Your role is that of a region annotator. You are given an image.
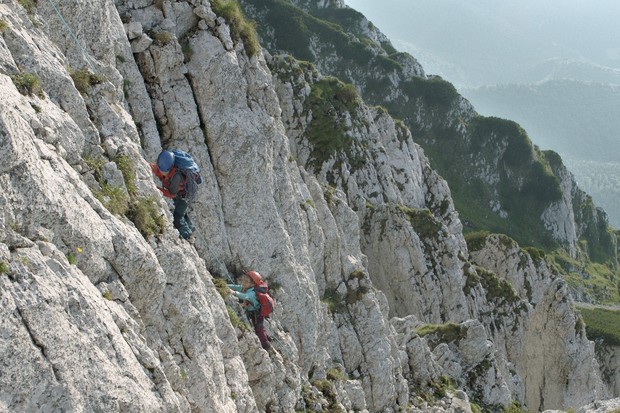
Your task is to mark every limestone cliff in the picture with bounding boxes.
[240,0,618,264]
[0,1,614,412]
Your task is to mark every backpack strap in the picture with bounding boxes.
[178,168,200,202]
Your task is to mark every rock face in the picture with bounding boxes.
[0,1,611,412]
[241,0,618,265]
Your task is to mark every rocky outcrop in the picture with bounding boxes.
[241,0,618,264]
[0,1,612,412]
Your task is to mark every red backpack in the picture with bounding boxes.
[255,283,275,318]
[247,271,275,318]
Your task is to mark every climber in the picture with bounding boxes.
[228,270,272,350]
[151,149,202,240]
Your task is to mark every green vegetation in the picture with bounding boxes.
[70,68,105,94]
[86,155,164,238]
[18,0,37,14]
[0,19,9,33]
[0,261,8,274]
[322,288,345,313]
[11,72,44,98]
[326,367,347,381]
[523,246,545,265]
[502,401,528,413]
[345,285,368,306]
[444,118,564,251]
[66,252,77,266]
[94,184,130,216]
[84,156,106,180]
[152,30,175,45]
[127,197,166,237]
[304,77,359,168]
[179,367,188,381]
[398,205,442,239]
[214,278,230,300]
[549,249,620,304]
[311,379,343,412]
[349,268,365,280]
[416,322,466,347]
[228,308,250,331]
[470,402,482,413]
[102,290,112,300]
[248,0,376,65]
[402,76,459,111]
[465,231,491,252]
[476,266,520,304]
[430,376,455,398]
[115,154,137,196]
[211,0,260,57]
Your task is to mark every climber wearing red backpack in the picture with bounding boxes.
[228,270,274,350]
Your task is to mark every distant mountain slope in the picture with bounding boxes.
[462,80,620,163]
[344,0,620,86]
[564,159,620,228]
[462,79,620,227]
[240,0,618,262]
[522,58,620,85]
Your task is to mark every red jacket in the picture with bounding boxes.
[151,163,186,199]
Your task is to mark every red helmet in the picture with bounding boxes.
[246,270,263,284]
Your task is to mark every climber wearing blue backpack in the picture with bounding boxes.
[151,149,203,240]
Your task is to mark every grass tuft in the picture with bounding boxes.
[70,68,105,94]
[577,306,620,346]
[127,197,165,238]
[211,0,260,57]
[11,72,44,98]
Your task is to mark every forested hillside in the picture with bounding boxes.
[463,79,620,227]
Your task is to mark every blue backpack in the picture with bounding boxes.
[171,149,202,200]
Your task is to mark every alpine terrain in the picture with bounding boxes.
[0,0,619,412]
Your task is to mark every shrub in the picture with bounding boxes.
[228,308,249,331]
[66,252,77,266]
[211,0,260,57]
[18,0,37,14]
[70,68,105,94]
[577,306,620,346]
[115,154,137,196]
[402,76,458,111]
[152,30,175,45]
[416,323,466,346]
[322,288,345,313]
[477,266,519,304]
[464,231,490,252]
[523,246,545,264]
[94,184,129,216]
[304,77,360,167]
[84,156,106,182]
[502,401,528,413]
[102,290,112,300]
[0,261,8,274]
[213,278,230,300]
[11,72,44,98]
[0,19,9,33]
[127,196,165,237]
[349,269,364,280]
[326,367,347,381]
[398,205,443,239]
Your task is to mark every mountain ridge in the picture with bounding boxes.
[0,0,618,412]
